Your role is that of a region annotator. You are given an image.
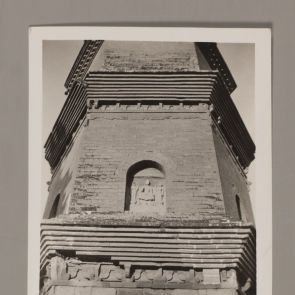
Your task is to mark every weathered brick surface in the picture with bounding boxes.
[49,287,237,295]
[67,111,225,218]
[212,125,254,223]
[205,290,237,295]
[171,290,206,295]
[116,289,205,295]
[53,286,75,295]
[43,124,86,218]
[117,289,142,295]
[91,288,116,295]
[143,290,170,295]
[90,41,203,72]
[44,111,254,223]
[50,286,116,295]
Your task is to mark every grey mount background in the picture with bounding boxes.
[0,0,293,294]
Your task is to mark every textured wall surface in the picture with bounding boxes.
[47,286,238,295]
[89,41,208,72]
[212,125,254,223]
[45,110,254,223]
[43,123,86,218]
[65,110,225,219]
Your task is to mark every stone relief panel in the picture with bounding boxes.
[41,256,239,292]
[128,167,166,214]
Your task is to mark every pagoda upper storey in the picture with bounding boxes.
[64,41,236,93]
[45,41,254,172]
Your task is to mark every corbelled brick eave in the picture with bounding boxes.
[64,40,104,92]
[197,42,237,93]
[45,71,255,172]
[40,217,255,284]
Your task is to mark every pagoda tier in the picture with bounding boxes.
[45,72,254,171]
[40,217,255,295]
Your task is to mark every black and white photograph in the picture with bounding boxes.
[28,27,271,295]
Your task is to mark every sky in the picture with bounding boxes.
[42,41,255,212]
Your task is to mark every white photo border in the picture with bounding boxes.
[29,26,272,295]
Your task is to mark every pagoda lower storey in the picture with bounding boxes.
[40,216,256,295]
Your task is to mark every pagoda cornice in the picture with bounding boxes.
[64,40,104,93]
[40,218,256,286]
[45,71,255,172]
[197,42,237,94]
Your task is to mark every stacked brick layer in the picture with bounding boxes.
[46,286,240,295]
[40,220,256,284]
[45,72,254,171]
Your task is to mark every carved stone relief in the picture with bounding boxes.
[43,256,238,290]
[129,167,166,214]
[98,264,124,282]
[130,179,166,213]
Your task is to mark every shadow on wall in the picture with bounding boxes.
[45,169,74,219]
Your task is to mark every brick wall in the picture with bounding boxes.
[68,110,225,219]
[212,124,254,223]
[90,41,201,72]
[43,123,86,218]
[46,286,238,295]
[45,110,254,222]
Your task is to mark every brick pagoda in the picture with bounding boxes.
[40,41,256,295]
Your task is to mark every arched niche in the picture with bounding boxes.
[125,160,166,214]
